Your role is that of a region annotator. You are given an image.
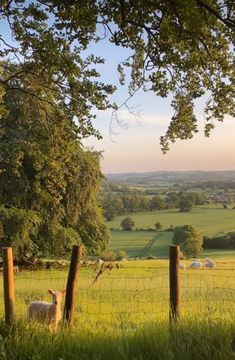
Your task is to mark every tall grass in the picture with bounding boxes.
[0,318,234,360]
[0,261,234,359]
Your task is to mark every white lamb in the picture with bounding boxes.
[179,263,186,270]
[27,289,66,331]
[189,261,202,269]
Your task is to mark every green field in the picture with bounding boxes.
[107,206,235,236]
[110,230,235,259]
[108,205,235,259]
[0,263,234,359]
[110,230,172,258]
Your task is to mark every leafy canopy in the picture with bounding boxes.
[0,72,109,259]
[121,217,135,231]
[172,224,203,257]
[0,1,234,150]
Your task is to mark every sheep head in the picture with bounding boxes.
[48,289,66,306]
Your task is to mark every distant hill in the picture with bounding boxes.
[106,170,235,184]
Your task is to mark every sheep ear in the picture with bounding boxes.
[48,289,54,295]
[61,288,66,296]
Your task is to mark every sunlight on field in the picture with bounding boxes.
[0,260,234,360]
[107,206,235,236]
[110,230,235,259]
[1,259,233,329]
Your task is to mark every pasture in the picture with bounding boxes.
[0,260,234,359]
[107,206,235,236]
[110,230,235,259]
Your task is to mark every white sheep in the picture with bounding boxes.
[179,263,186,270]
[189,261,202,269]
[27,289,66,331]
[205,259,216,268]
[96,258,104,265]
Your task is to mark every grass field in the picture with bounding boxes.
[110,230,235,259]
[110,231,172,258]
[107,206,235,236]
[0,261,234,359]
[107,205,235,260]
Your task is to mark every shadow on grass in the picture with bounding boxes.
[0,319,234,360]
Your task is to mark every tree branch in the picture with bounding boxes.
[196,0,235,29]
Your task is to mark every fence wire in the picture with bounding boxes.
[0,261,234,326]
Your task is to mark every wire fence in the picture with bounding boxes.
[1,259,234,327]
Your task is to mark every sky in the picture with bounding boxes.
[1,14,235,174]
[82,40,235,174]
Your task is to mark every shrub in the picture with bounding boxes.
[115,250,127,260]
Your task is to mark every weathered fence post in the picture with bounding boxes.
[2,247,15,326]
[169,245,181,323]
[63,245,83,326]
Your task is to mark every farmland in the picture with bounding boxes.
[107,206,235,236]
[110,230,235,259]
[107,205,235,259]
[0,260,234,359]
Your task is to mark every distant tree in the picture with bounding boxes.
[204,232,235,249]
[155,222,163,231]
[165,192,179,209]
[120,217,135,231]
[115,250,127,260]
[150,196,165,210]
[179,198,194,212]
[172,225,203,257]
[194,192,207,205]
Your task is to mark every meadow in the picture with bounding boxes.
[107,206,235,236]
[110,230,235,259]
[107,205,235,260]
[0,259,234,359]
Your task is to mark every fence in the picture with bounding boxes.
[1,246,235,328]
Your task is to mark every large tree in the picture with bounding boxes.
[0,1,234,150]
[0,71,109,259]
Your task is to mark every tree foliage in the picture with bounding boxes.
[204,232,235,249]
[172,224,203,257]
[120,217,135,231]
[0,74,109,259]
[179,198,194,212]
[0,1,234,150]
[101,186,206,219]
[0,206,41,260]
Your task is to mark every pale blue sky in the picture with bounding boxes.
[83,40,235,174]
[1,18,234,174]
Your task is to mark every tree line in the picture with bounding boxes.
[102,190,206,221]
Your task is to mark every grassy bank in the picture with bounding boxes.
[0,318,234,360]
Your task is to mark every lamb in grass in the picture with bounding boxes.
[27,289,66,331]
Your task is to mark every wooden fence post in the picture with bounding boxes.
[2,247,15,327]
[63,245,83,326]
[169,245,181,323]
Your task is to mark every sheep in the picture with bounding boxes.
[189,261,202,269]
[27,289,66,331]
[96,258,104,265]
[205,259,216,269]
[13,265,19,273]
[179,263,186,270]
